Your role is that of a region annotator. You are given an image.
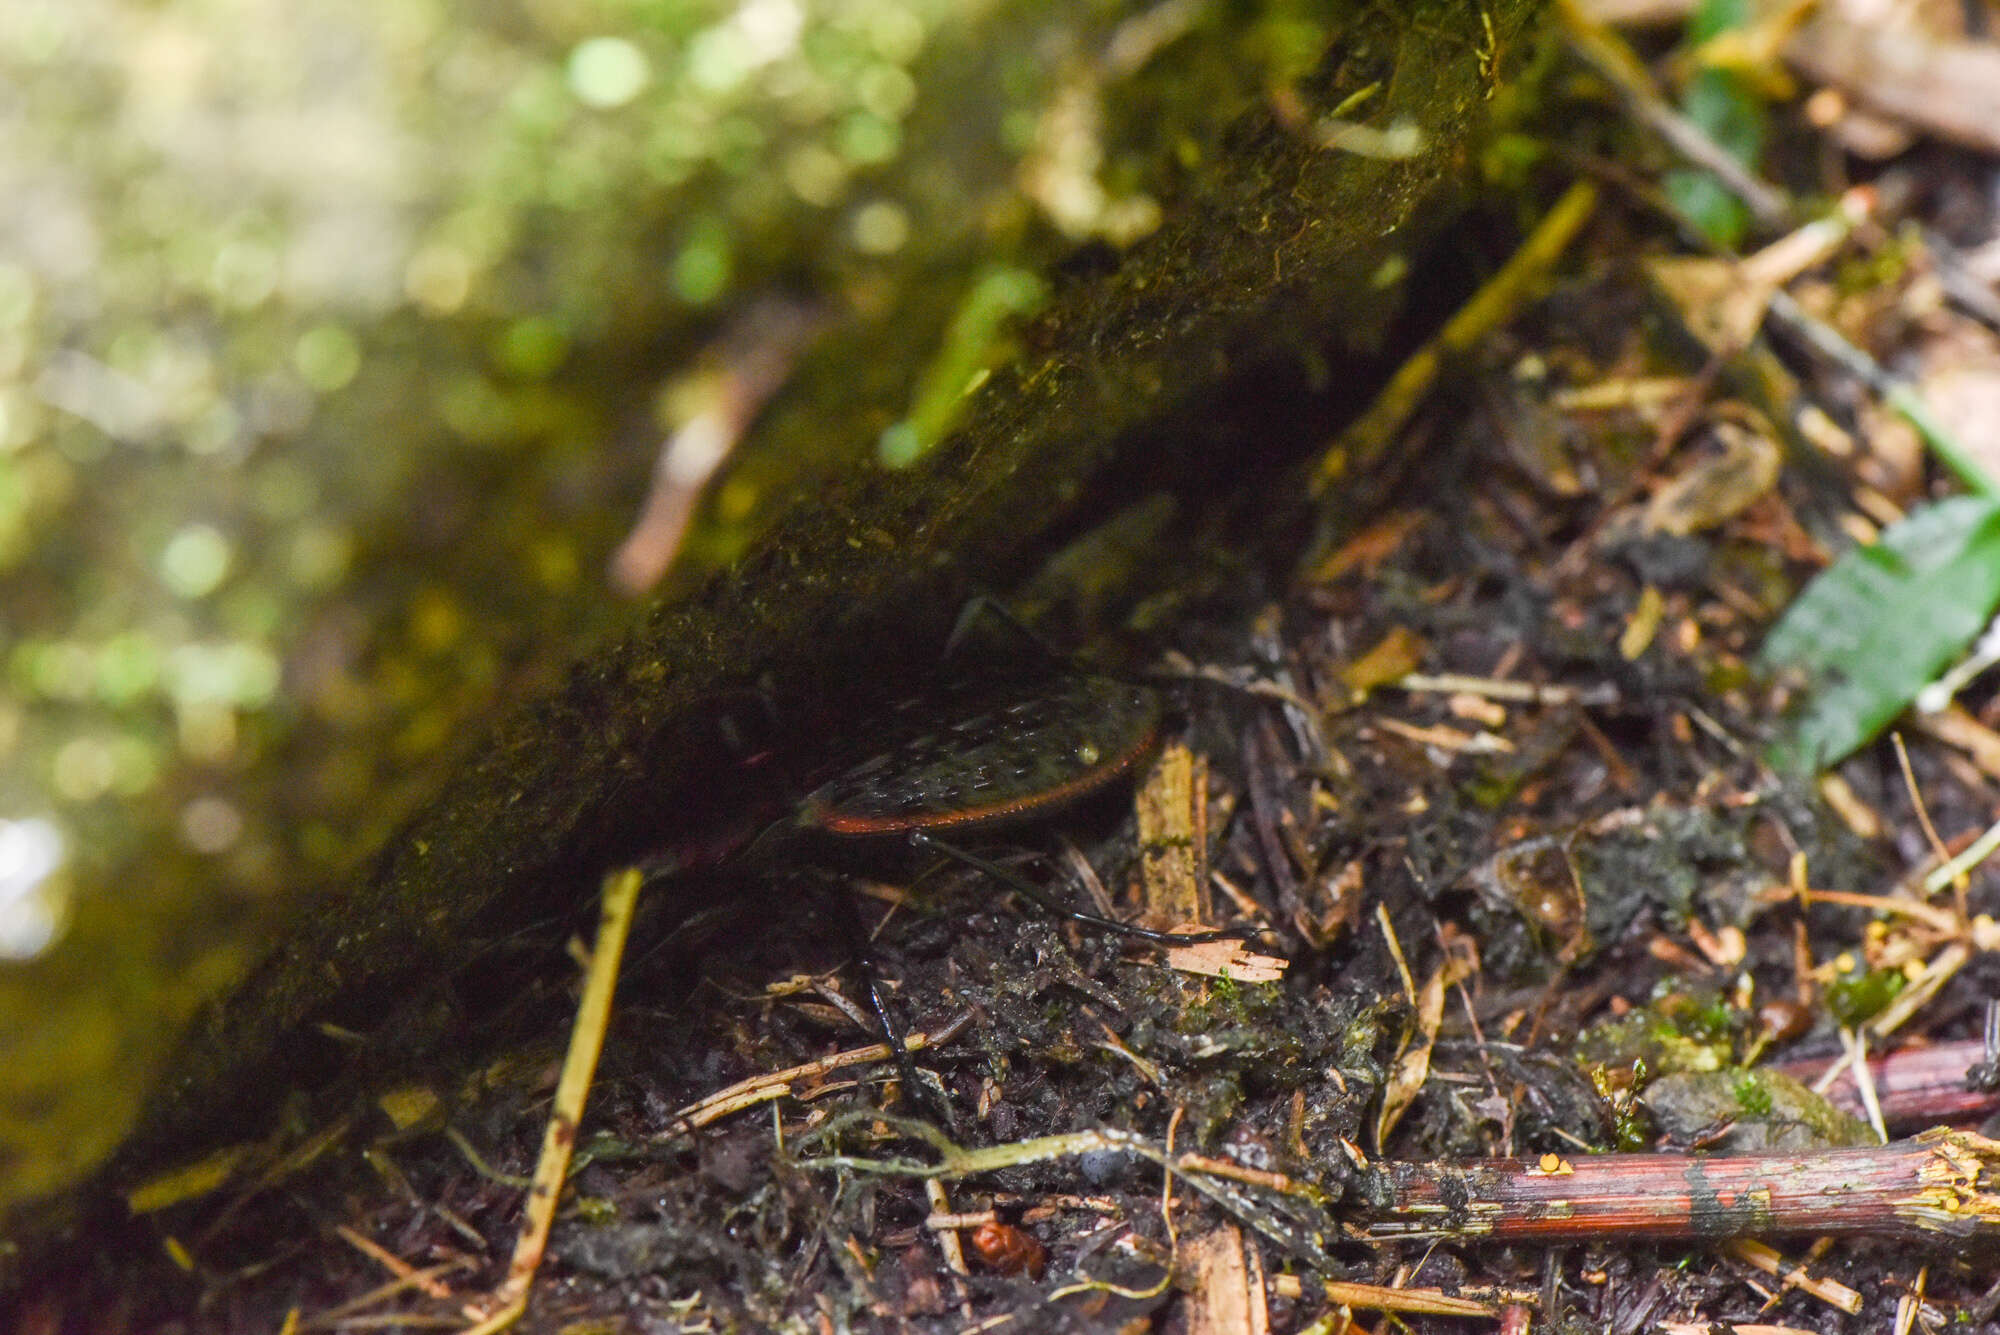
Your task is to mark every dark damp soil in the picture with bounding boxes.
[37,346,2000,1330]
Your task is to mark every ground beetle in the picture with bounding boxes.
[653,649,1256,1116]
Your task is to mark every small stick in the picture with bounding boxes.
[924,1177,974,1320]
[1135,740,1205,926]
[1723,1238,1861,1315]
[1891,733,1951,874]
[1840,1026,1890,1144]
[1773,1038,2000,1129]
[1554,0,1791,227]
[332,1224,454,1300]
[609,298,826,593]
[1267,1274,1534,1316]
[1763,287,2000,498]
[1925,812,2000,896]
[1354,1129,2000,1244]
[1911,703,2000,783]
[670,1011,974,1130]
[1867,942,1972,1042]
[299,1259,475,1330]
[1393,672,1618,708]
[459,867,643,1335]
[926,1180,970,1278]
[802,1119,2000,1262]
[1308,179,1600,500]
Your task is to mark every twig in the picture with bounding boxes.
[609,298,826,593]
[299,1259,475,1330]
[1657,1325,1815,1335]
[796,1116,2000,1300]
[1723,1238,1861,1315]
[459,867,643,1335]
[1867,942,1972,1042]
[1838,1025,1888,1145]
[332,1224,456,1301]
[1268,1273,1530,1317]
[668,1011,973,1130]
[1892,733,1951,873]
[791,1116,1336,1269]
[1308,180,1600,500]
[1762,288,2000,499]
[1393,672,1618,708]
[1921,227,2000,335]
[1556,0,1791,227]
[924,1177,974,1319]
[1916,614,2000,717]
[1925,813,2000,896]
[1354,1129,2000,1244]
[1774,1038,2000,1129]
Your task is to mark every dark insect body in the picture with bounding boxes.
[792,674,1164,840]
[650,663,1254,1122]
[743,668,1246,953]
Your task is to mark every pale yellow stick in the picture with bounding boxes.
[461,866,643,1335]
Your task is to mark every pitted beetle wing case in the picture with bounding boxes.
[799,677,1163,837]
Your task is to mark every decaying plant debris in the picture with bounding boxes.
[29,3,2000,1332]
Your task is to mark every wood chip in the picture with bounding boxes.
[1136,740,1206,926]
[1185,1226,1269,1335]
[1163,937,1288,983]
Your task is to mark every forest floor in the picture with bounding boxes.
[30,5,2000,1332]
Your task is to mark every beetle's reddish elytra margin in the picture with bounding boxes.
[793,674,1165,840]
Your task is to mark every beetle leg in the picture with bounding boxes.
[826,882,956,1128]
[907,829,1259,947]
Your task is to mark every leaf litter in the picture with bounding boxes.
[44,3,2000,1330]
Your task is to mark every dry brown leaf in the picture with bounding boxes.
[1339,625,1429,699]
[1642,421,1781,536]
[1788,13,2000,155]
[1375,960,1448,1150]
[1646,255,1775,355]
[1919,361,2000,494]
[1305,509,1425,583]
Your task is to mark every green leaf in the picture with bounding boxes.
[1663,0,1767,250]
[1760,496,2000,774]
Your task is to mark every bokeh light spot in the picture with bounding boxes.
[568,36,650,109]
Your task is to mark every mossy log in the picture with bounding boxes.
[3,0,1544,1243]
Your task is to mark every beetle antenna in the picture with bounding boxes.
[943,593,1065,668]
[906,829,1255,946]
